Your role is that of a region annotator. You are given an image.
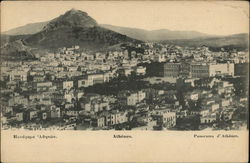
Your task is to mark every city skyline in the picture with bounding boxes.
[1,1,249,36]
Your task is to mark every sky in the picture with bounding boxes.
[1,1,249,35]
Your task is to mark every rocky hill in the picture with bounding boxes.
[24,9,139,50]
[1,9,140,60]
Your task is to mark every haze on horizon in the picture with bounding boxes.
[1,1,249,36]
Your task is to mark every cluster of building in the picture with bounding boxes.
[0,43,248,130]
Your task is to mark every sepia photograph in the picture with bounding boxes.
[0,1,249,162]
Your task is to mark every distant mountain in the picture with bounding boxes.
[1,9,139,60]
[161,33,249,50]
[2,22,48,35]
[100,24,214,41]
[23,9,139,50]
[3,20,213,41]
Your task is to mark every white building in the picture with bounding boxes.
[191,63,234,78]
[9,70,27,82]
[127,91,146,106]
[135,66,146,75]
[63,81,74,90]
